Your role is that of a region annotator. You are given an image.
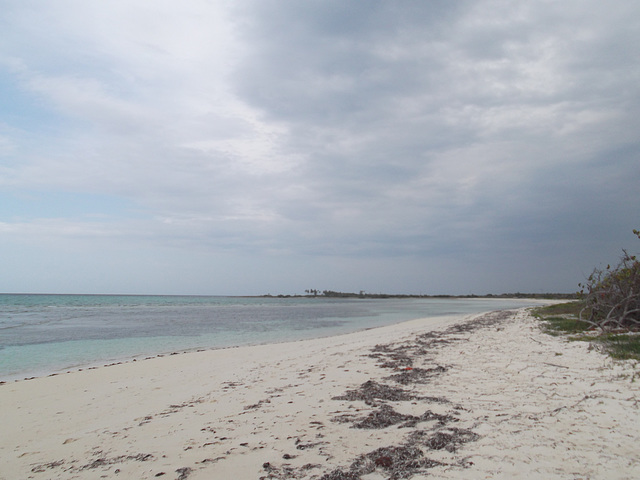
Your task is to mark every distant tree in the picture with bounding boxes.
[579,229,640,331]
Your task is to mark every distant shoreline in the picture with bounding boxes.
[261,291,578,300]
[1,291,577,299]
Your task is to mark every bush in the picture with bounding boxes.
[578,230,640,331]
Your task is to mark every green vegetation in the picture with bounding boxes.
[533,302,591,336]
[593,334,640,361]
[533,301,640,361]
[532,228,640,361]
[534,301,584,317]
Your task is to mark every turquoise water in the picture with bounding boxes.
[0,294,542,381]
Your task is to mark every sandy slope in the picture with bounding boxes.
[1,307,638,479]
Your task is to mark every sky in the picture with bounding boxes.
[0,0,639,295]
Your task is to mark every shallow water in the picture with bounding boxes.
[0,294,541,380]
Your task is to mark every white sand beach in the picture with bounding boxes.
[1,307,639,479]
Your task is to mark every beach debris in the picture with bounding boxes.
[314,426,478,479]
[260,462,300,479]
[385,365,448,385]
[318,469,361,479]
[355,404,418,429]
[295,437,323,450]
[30,460,65,473]
[197,457,226,465]
[332,404,415,429]
[409,428,480,452]
[319,445,442,480]
[244,398,271,410]
[332,380,416,405]
[138,415,153,426]
[175,466,192,479]
[334,404,459,430]
[160,399,203,416]
[306,313,504,479]
[361,404,416,429]
[450,310,515,333]
[221,381,243,390]
[259,425,475,480]
[80,453,154,470]
[369,344,415,369]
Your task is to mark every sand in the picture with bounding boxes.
[1,307,639,479]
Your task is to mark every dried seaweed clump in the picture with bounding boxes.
[447,310,514,334]
[267,424,480,480]
[317,427,479,480]
[320,445,441,480]
[346,405,458,430]
[409,428,480,452]
[80,453,154,470]
[351,404,418,429]
[385,365,447,385]
[332,380,416,405]
[369,344,415,369]
[317,469,361,480]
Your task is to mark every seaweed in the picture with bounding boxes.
[321,445,442,480]
[385,366,448,385]
[408,428,480,452]
[343,404,458,430]
[260,311,514,479]
[332,380,416,405]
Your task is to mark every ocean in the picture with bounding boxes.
[0,294,543,381]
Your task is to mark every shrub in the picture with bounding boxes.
[578,229,640,331]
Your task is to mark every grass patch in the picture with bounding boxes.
[532,301,583,318]
[542,316,591,335]
[533,301,640,361]
[593,334,640,361]
[532,302,590,336]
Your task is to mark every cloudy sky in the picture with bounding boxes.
[1,0,638,295]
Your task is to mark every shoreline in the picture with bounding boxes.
[2,306,638,479]
[0,313,465,385]
[1,298,553,384]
